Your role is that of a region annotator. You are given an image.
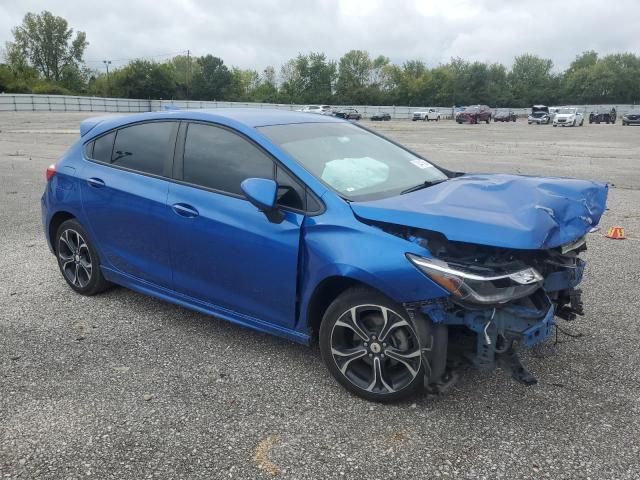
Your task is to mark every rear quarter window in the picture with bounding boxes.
[91,132,115,162]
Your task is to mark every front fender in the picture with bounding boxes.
[296,210,449,333]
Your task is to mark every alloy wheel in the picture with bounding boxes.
[330,304,422,395]
[58,229,92,288]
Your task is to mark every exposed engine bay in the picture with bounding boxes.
[377,222,589,389]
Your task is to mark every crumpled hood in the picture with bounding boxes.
[350,174,608,250]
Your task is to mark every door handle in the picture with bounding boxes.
[87,177,105,188]
[172,203,199,218]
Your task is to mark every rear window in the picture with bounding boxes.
[111,122,176,176]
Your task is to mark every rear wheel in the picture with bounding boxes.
[319,288,432,402]
[55,219,111,295]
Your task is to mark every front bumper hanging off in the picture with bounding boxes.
[410,257,586,386]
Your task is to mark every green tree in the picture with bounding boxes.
[191,55,232,100]
[113,60,176,99]
[6,11,87,82]
[336,50,373,103]
[508,54,555,106]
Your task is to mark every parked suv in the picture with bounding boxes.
[455,105,492,124]
[42,109,606,402]
[412,109,441,121]
[589,108,616,124]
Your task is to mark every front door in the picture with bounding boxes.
[167,122,306,328]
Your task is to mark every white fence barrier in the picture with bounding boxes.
[0,94,638,119]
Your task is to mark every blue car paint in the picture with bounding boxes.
[240,178,279,210]
[351,173,608,250]
[43,109,606,349]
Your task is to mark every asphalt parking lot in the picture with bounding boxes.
[1,112,639,479]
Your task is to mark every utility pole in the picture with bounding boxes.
[186,49,191,100]
[103,60,112,97]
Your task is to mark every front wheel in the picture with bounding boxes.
[319,288,432,402]
[55,219,111,295]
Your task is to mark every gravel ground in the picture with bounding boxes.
[1,112,639,479]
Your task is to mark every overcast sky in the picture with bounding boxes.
[1,0,639,73]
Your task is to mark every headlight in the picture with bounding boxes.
[406,254,543,305]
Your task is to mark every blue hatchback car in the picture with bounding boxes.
[42,109,607,401]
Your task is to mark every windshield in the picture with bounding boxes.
[259,122,448,201]
[557,108,576,114]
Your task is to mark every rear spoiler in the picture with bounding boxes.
[80,115,119,137]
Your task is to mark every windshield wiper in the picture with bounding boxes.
[400,179,448,195]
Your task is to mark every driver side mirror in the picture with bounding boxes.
[240,178,285,224]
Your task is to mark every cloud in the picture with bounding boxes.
[1,0,639,73]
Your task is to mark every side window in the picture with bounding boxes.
[111,122,176,176]
[275,166,305,210]
[92,132,115,162]
[183,123,274,195]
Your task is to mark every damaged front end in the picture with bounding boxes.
[399,229,589,387]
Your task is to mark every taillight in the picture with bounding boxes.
[46,164,56,182]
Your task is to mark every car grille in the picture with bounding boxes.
[558,119,566,123]
[628,115,638,120]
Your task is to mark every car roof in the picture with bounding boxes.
[81,108,344,138]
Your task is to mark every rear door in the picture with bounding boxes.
[166,122,309,328]
[80,121,178,287]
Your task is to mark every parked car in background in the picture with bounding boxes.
[553,108,584,127]
[412,109,441,121]
[494,108,517,122]
[455,105,492,124]
[622,111,640,126]
[42,108,607,402]
[589,108,616,124]
[370,112,391,121]
[528,105,551,125]
[298,105,332,115]
[334,108,362,120]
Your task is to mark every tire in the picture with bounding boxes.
[55,219,111,296]
[436,117,439,121]
[319,287,434,402]
[572,120,576,127]
[580,119,584,126]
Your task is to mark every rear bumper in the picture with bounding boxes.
[41,193,54,254]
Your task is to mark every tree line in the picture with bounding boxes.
[2,11,640,107]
